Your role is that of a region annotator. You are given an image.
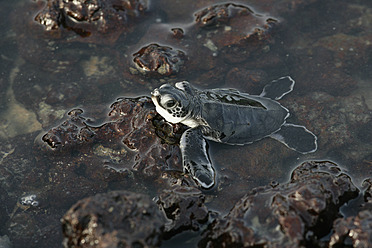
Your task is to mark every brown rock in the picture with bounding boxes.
[61,190,166,248]
[156,186,209,238]
[35,0,149,44]
[132,43,187,77]
[200,161,359,247]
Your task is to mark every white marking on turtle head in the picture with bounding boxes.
[175,81,189,91]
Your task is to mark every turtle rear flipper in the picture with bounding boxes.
[260,76,295,100]
[270,123,317,154]
[180,127,215,189]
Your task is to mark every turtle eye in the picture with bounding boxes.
[160,95,178,109]
[165,99,176,108]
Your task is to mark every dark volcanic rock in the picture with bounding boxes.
[364,178,372,202]
[61,190,166,248]
[156,186,209,239]
[329,210,372,248]
[35,0,149,44]
[42,109,96,149]
[133,43,187,77]
[131,2,279,87]
[41,97,191,189]
[199,161,359,247]
[193,3,278,64]
[329,178,372,248]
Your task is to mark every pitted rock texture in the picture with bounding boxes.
[133,43,187,77]
[193,3,278,63]
[156,186,209,238]
[329,178,372,248]
[61,190,165,248]
[35,0,149,44]
[329,211,372,248]
[42,97,190,187]
[199,161,359,247]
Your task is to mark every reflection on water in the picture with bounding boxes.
[0,0,371,247]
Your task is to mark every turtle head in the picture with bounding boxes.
[151,81,195,124]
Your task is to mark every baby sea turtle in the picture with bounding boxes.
[151,77,317,189]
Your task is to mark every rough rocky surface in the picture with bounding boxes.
[193,3,278,63]
[133,43,187,77]
[155,186,209,239]
[62,190,166,248]
[41,97,189,188]
[35,0,149,44]
[2,0,372,247]
[329,179,372,248]
[329,210,372,248]
[199,161,359,247]
[129,1,279,88]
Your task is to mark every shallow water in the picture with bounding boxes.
[0,0,371,247]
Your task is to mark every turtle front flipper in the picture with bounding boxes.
[180,127,215,189]
[260,76,295,100]
[270,123,317,154]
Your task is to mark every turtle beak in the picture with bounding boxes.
[151,88,160,96]
[151,89,160,104]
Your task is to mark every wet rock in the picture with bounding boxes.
[11,2,85,72]
[105,97,184,177]
[156,186,209,238]
[329,211,372,248]
[199,161,359,247]
[171,27,184,39]
[363,178,372,202]
[131,2,279,87]
[42,109,96,149]
[329,179,372,248]
[132,43,187,77]
[193,3,278,64]
[35,0,149,44]
[41,97,189,188]
[61,190,166,248]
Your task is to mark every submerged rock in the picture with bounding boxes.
[329,178,372,247]
[133,43,187,77]
[329,210,372,248]
[199,161,359,247]
[61,190,165,248]
[193,3,278,64]
[156,186,209,239]
[41,97,190,188]
[130,2,279,86]
[35,0,149,44]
